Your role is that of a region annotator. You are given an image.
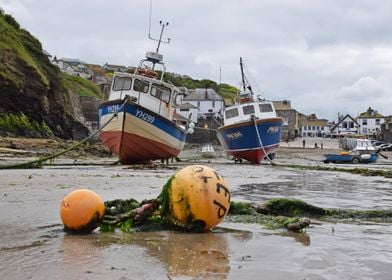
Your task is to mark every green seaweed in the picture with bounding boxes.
[157,175,174,216]
[274,163,392,178]
[228,201,256,215]
[98,197,392,234]
[263,198,326,217]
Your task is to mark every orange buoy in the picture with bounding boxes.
[161,165,231,232]
[60,189,105,234]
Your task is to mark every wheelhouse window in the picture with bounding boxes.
[259,103,273,112]
[113,76,132,91]
[225,108,239,119]
[151,83,171,103]
[242,105,255,115]
[133,79,149,93]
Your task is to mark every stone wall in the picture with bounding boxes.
[186,118,222,144]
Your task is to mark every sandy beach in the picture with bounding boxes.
[1,137,392,279]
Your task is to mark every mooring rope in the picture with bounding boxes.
[252,116,276,165]
[0,97,130,169]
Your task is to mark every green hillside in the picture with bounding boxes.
[62,73,103,98]
[164,72,239,101]
[0,8,89,139]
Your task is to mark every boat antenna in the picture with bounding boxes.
[239,57,253,94]
[148,0,170,53]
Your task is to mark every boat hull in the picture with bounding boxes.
[99,99,186,164]
[217,117,283,164]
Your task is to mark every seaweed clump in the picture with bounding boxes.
[256,198,326,217]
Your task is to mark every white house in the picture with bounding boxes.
[102,63,128,72]
[182,88,224,119]
[357,107,385,137]
[300,114,330,137]
[176,102,198,123]
[52,57,93,79]
[331,114,360,136]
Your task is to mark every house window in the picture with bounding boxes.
[113,76,132,91]
[342,122,347,129]
[197,101,200,108]
[350,122,354,128]
[180,109,189,112]
[376,119,380,125]
[212,101,215,108]
[225,108,239,119]
[242,105,255,115]
[362,119,367,126]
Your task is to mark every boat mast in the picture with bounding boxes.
[240,57,246,92]
[239,57,253,95]
[148,0,170,70]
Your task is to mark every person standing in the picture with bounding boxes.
[303,139,306,148]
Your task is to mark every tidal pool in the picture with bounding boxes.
[1,156,392,279]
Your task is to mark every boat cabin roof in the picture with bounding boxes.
[223,100,277,126]
[109,72,179,103]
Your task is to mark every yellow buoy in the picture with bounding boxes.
[160,165,231,232]
[60,189,105,234]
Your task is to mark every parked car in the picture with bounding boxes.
[381,143,392,151]
[371,140,384,146]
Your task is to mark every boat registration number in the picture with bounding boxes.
[267,126,280,134]
[107,105,121,113]
[226,131,243,140]
[135,109,155,124]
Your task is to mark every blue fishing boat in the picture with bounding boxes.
[217,58,283,164]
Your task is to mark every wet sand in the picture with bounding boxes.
[1,138,392,279]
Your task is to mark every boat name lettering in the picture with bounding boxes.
[136,109,155,123]
[226,131,243,140]
[107,105,121,113]
[267,126,280,134]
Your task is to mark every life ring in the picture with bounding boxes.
[240,97,251,103]
[136,68,147,75]
[145,70,158,78]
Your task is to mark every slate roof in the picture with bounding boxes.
[183,88,223,101]
[178,102,198,109]
[331,114,359,131]
[357,107,384,118]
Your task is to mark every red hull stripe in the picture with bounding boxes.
[227,144,279,164]
[100,130,180,164]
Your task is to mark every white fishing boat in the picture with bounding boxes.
[98,22,191,164]
[201,143,216,158]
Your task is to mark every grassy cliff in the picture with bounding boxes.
[0,9,88,139]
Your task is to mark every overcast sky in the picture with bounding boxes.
[2,0,392,121]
